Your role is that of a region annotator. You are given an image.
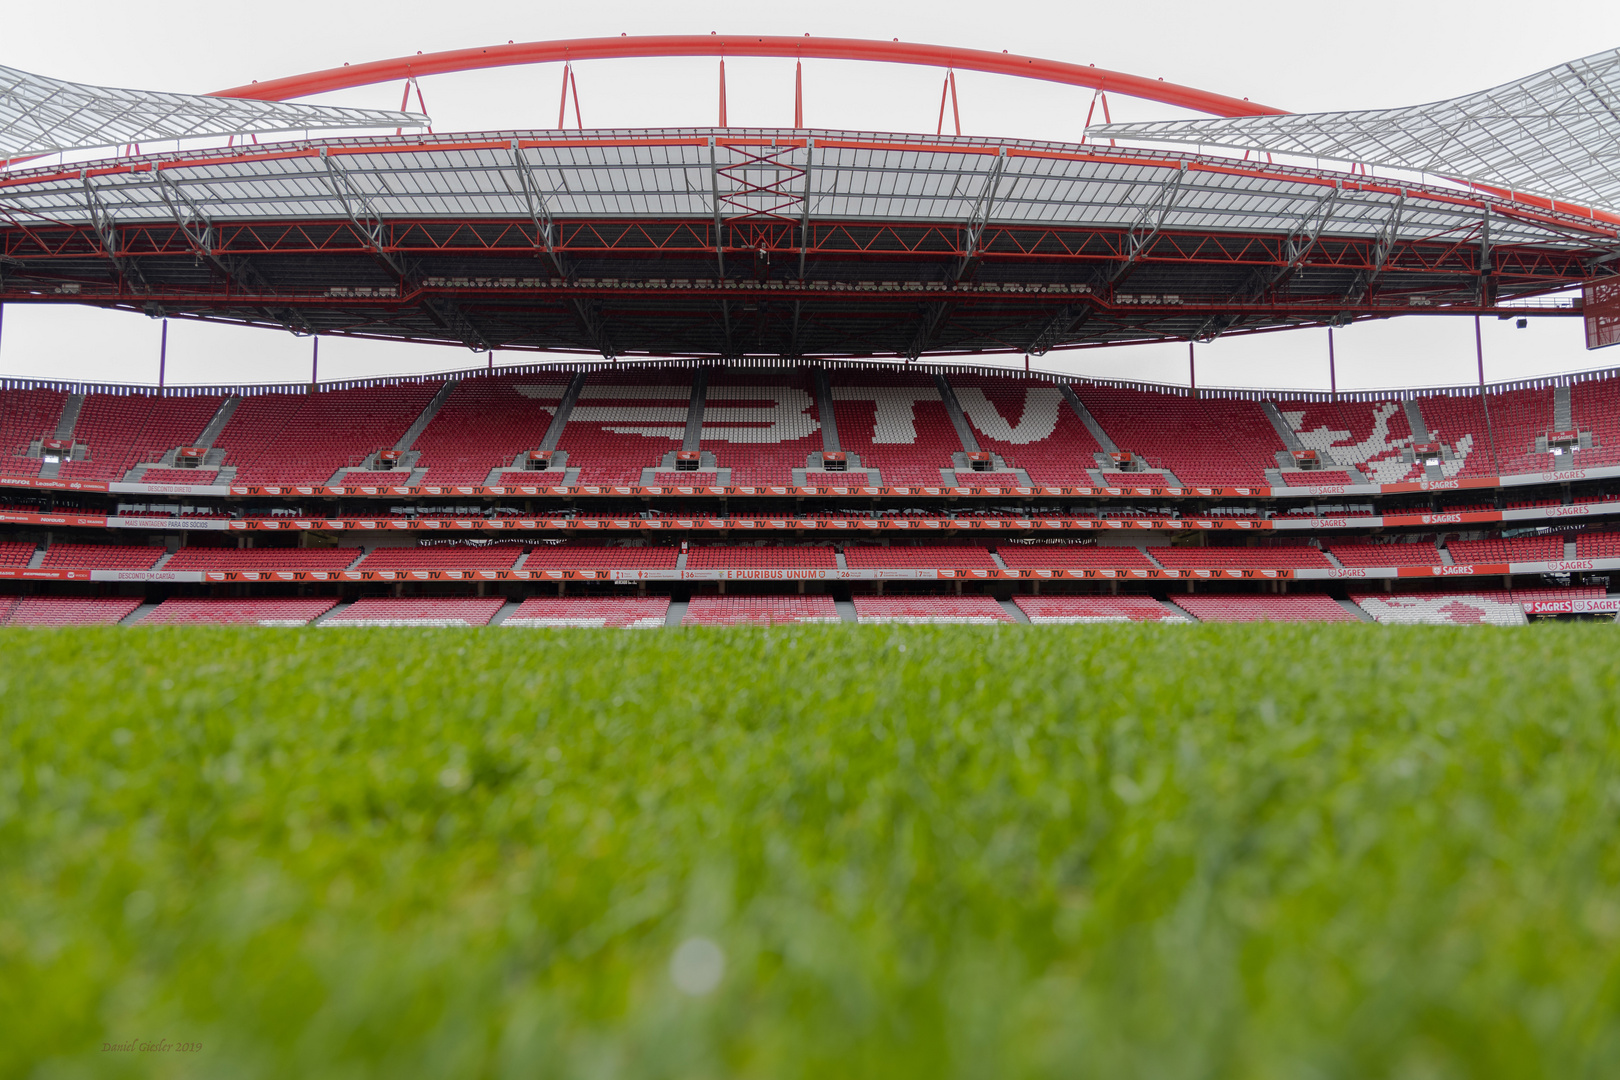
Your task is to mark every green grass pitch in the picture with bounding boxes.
[4,623,1620,1078]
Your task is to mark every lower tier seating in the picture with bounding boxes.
[853,596,1012,623]
[1173,595,1358,622]
[40,544,164,570]
[1327,543,1442,567]
[356,545,524,570]
[1153,546,1334,569]
[323,598,507,626]
[139,597,339,626]
[997,545,1157,569]
[1447,536,1564,563]
[165,548,360,571]
[842,545,999,569]
[682,595,840,625]
[503,597,670,628]
[1014,596,1186,622]
[3,596,143,626]
[1353,592,1527,626]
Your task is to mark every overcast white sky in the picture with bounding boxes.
[3,0,1617,391]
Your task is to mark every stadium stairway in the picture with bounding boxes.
[999,597,1031,623]
[1337,597,1375,622]
[664,599,688,626]
[120,601,160,625]
[835,598,857,624]
[1161,598,1195,621]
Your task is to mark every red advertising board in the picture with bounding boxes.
[1586,277,1620,350]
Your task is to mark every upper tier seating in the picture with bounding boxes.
[337,471,416,485]
[136,468,219,485]
[57,393,224,482]
[4,596,142,626]
[323,597,507,626]
[682,595,840,625]
[522,545,679,569]
[1489,387,1556,476]
[1276,399,1420,484]
[699,368,825,486]
[1078,387,1281,486]
[218,383,441,485]
[140,597,340,626]
[1174,595,1357,622]
[829,372,962,485]
[1411,394,1495,479]
[1151,546,1334,569]
[1282,471,1356,485]
[40,543,163,570]
[413,375,569,485]
[0,387,68,478]
[947,374,1100,484]
[1575,531,1620,559]
[853,596,1012,623]
[557,370,692,485]
[1014,596,1187,622]
[0,541,37,566]
[842,545,999,569]
[356,544,524,570]
[164,547,360,571]
[953,472,1024,487]
[684,545,837,569]
[1569,379,1620,468]
[1101,472,1170,487]
[653,472,720,486]
[1353,591,1526,626]
[1447,535,1563,564]
[997,544,1157,569]
[503,597,671,628]
[1327,543,1441,567]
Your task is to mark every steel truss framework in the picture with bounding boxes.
[0,129,1611,363]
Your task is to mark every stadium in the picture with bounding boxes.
[5,16,1620,1075]
[2,36,1618,627]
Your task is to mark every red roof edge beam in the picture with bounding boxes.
[214,35,1283,120]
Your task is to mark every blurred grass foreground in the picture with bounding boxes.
[3,623,1620,1078]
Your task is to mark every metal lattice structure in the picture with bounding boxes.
[0,64,426,163]
[1089,48,1620,213]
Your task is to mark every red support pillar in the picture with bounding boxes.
[1188,340,1196,398]
[158,318,167,389]
[718,58,728,127]
[794,60,803,127]
[1328,326,1337,400]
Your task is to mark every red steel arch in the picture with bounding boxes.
[214,34,1282,119]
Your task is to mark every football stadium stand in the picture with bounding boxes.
[1281,471,1356,485]
[1446,535,1564,563]
[1327,542,1442,567]
[163,547,359,571]
[1,387,68,477]
[1353,592,1527,626]
[56,393,224,482]
[997,545,1158,569]
[521,545,679,569]
[1490,387,1556,476]
[2,596,142,625]
[413,375,569,485]
[218,383,441,485]
[829,372,962,485]
[947,374,1101,485]
[1151,546,1334,569]
[1575,532,1620,558]
[136,468,220,485]
[699,369,825,486]
[953,472,1024,487]
[1014,596,1187,622]
[1410,393,1494,479]
[138,597,340,625]
[0,541,38,566]
[39,543,164,570]
[557,370,692,485]
[1570,379,1620,468]
[322,597,507,626]
[1174,595,1359,622]
[1277,399,1418,484]
[842,545,1000,569]
[355,544,524,570]
[852,596,1013,623]
[653,472,720,486]
[682,595,840,625]
[1078,386,1280,486]
[503,597,670,628]
[684,545,838,569]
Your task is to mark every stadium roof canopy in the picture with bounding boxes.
[0,64,426,164]
[1090,48,1620,214]
[0,37,1614,367]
